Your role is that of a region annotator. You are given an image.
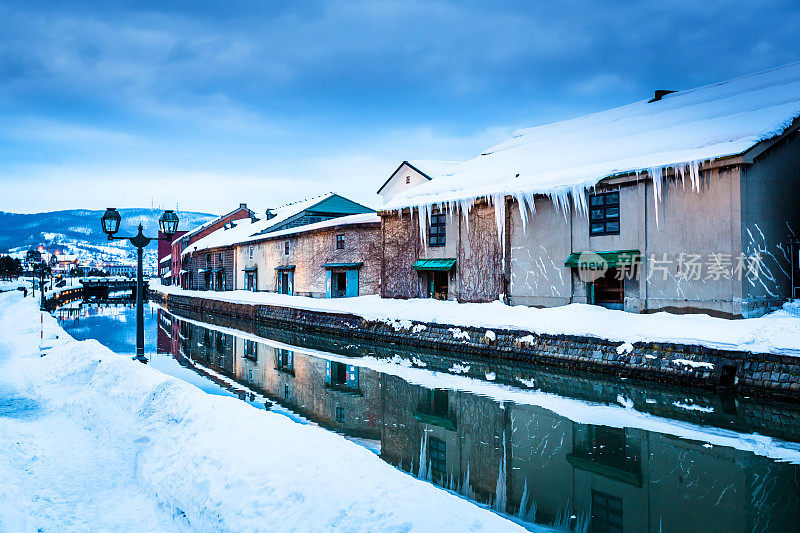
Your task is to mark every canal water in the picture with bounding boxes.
[56,300,800,532]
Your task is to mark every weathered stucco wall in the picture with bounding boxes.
[508,166,748,316]
[236,223,381,297]
[509,196,572,307]
[642,166,742,316]
[741,131,800,316]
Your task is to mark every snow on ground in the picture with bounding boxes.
[0,279,30,292]
[152,282,800,356]
[0,292,530,532]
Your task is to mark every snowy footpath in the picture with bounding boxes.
[0,292,530,532]
[153,283,800,356]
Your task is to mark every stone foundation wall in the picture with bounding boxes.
[150,290,800,400]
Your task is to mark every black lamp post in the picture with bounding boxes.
[101,208,179,362]
[33,261,48,310]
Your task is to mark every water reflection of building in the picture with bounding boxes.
[155,309,800,532]
[381,373,800,532]
[231,337,381,439]
[158,309,382,440]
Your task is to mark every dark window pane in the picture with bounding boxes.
[588,192,620,236]
[429,437,447,480]
[429,213,447,246]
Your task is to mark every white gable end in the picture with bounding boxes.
[379,163,430,204]
[378,160,461,204]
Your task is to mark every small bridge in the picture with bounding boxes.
[79,276,145,298]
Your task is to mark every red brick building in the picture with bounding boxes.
[171,204,255,288]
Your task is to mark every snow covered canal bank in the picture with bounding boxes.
[151,283,800,399]
[0,292,533,532]
[152,283,800,357]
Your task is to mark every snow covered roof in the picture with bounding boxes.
[258,192,337,233]
[384,62,800,210]
[182,217,267,257]
[177,204,254,243]
[240,212,380,244]
[405,160,462,179]
[183,194,377,256]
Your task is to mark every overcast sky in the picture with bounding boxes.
[1,1,799,215]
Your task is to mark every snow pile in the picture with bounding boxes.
[0,292,527,532]
[0,279,30,292]
[448,327,471,340]
[672,359,715,370]
[616,341,634,355]
[153,283,800,356]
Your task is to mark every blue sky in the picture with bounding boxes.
[1,0,799,214]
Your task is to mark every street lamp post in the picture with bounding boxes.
[100,208,179,362]
[39,264,47,310]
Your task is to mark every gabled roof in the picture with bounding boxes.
[182,216,266,257]
[178,204,255,242]
[384,61,800,210]
[183,194,376,255]
[241,212,380,244]
[376,160,461,195]
[253,193,373,235]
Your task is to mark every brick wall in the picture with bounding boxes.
[380,202,504,302]
[188,246,235,291]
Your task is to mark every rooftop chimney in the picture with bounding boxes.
[648,89,676,103]
[265,208,277,220]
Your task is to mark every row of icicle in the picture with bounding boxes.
[396,161,704,252]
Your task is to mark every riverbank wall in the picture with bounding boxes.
[149,289,800,401]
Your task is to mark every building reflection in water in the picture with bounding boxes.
[152,307,800,532]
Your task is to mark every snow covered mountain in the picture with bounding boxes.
[0,208,217,271]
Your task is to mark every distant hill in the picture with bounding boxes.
[0,208,217,271]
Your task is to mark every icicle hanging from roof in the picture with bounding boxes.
[491,192,506,257]
[649,166,665,229]
[416,205,427,251]
[688,160,701,192]
[514,192,529,233]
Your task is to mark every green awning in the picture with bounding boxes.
[412,258,456,271]
[274,265,296,271]
[243,266,258,272]
[564,249,640,268]
[322,262,363,269]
